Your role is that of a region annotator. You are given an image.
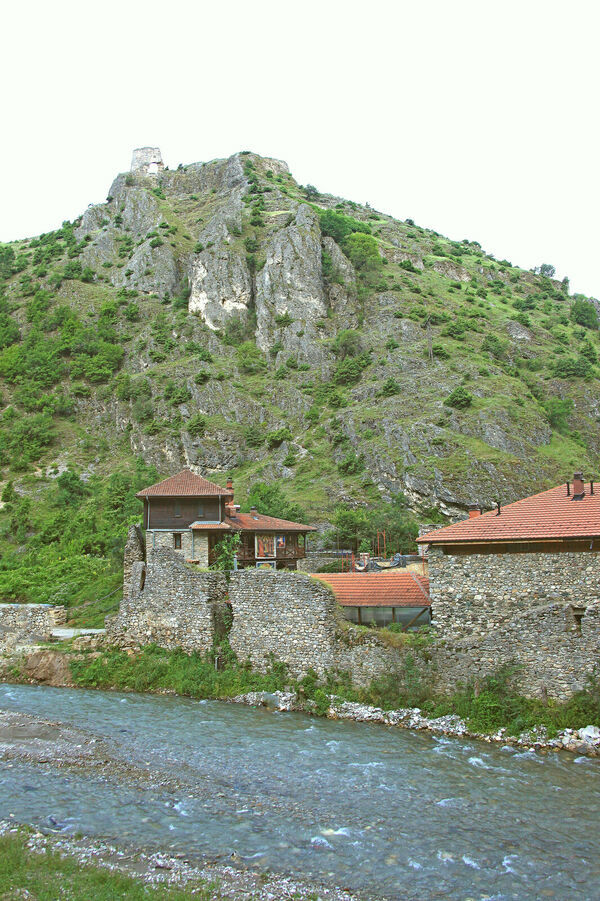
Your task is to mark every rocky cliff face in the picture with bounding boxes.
[2,150,600,521]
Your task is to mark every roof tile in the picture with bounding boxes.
[313,572,430,607]
[418,482,600,544]
[136,469,233,498]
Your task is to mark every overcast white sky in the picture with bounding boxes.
[2,0,598,296]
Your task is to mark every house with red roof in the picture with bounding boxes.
[136,469,315,569]
[417,472,600,638]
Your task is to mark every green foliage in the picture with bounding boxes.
[552,355,593,379]
[245,481,305,522]
[266,426,292,448]
[236,341,267,374]
[380,377,400,396]
[338,453,365,475]
[0,312,19,349]
[210,533,240,570]
[543,397,573,433]
[481,334,508,359]
[332,328,362,359]
[570,298,598,330]
[329,494,418,554]
[223,312,255,346]
[344,233,382,271]
[274,311,294,326]
[186,413,207,437]
[318,209,371,244]
[332,355,368,386]
[444,386,473,409]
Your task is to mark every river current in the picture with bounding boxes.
[1,683,599,899]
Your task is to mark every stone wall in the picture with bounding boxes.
[433,600,600,700]
[428,545,600,639]
[145,530,208,565]
[123,525,146,600]
[228,571,338,676]
[107,548,227,652]
[0,604,65,651]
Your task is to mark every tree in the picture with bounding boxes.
[245,481,305,523]
[344,233,381,271]
[444,386,473,409]
[332,329,362,359]
[570,298,598,330]
[539,263,556,278]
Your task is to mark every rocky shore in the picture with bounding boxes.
[2,647,599,758]
[231,690,600,758]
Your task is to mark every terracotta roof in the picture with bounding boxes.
[418,482,600,545]
[312,572,430,607]
[136,470,233,498]
[224,512,316,532]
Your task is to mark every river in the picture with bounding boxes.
[1,683,599,899]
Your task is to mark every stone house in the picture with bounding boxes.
[417,472,600,639]
[137,469,316,569]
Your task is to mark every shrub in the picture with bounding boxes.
[552,355,593,379]
[332,328,362,359]
[380,377,400,396]
[150,237,163,249]
[194,370,211,385]
[431,342,449,360]
[244,423,265,447]
[266,426,292,448]
[275,312,294,327]
[571,298,598,330]
[319,209,371,244]
[186,413,207,437]
[236,341,267,374]
[344,233,382,271]
[385,337,400,351]
[332,356,367,385]
[481,334,508,359]
[338,453,365,475]
[543,397,573,433]
[444,386,473,409]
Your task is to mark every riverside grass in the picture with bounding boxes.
[0,832,215,901]
[67,644,600,737]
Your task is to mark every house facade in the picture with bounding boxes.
[417,472,600,639]
[137,469,315,569]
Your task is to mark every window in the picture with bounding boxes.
[173,533,182,549]
[174,502,182,518]
[197,503,204,519]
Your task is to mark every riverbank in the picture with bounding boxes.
[2,643,600,757]
[0,708,357,901]
[0,823,356,900]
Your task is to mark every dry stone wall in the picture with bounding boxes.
[428,546,600,639]
[434,600,600,700]
[107,548,227,653]
[0,604,65,651]
[228,571,338,676]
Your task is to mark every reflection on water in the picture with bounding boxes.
[1,683,599,899]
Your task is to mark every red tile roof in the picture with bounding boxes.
[136,470,233,498]
[418,482,600,545]
[312,572,430,607]
[224,512,316,532]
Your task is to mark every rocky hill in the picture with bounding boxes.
[0,149,599,618]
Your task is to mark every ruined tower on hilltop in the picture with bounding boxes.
[130,146,164,176]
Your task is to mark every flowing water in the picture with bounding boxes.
[1,683,599,899]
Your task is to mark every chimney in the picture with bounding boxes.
[226,477,234,499]
[467,504,481,519]
[250,505,259,520]
[572,472,585,500]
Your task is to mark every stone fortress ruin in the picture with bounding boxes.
[130,147,164,176]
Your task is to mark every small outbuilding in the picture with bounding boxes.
[312,572,430,629]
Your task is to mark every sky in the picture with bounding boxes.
[2,0,599,297]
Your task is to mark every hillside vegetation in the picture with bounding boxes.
[0,151,598,623]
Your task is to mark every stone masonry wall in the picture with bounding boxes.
[433,601,600,700]
[107,548,227,652]
[0,603,66,651]
[145,530,208,565]
[429,546,600,639]
[123,525,145,600]
[228,572,338,677]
